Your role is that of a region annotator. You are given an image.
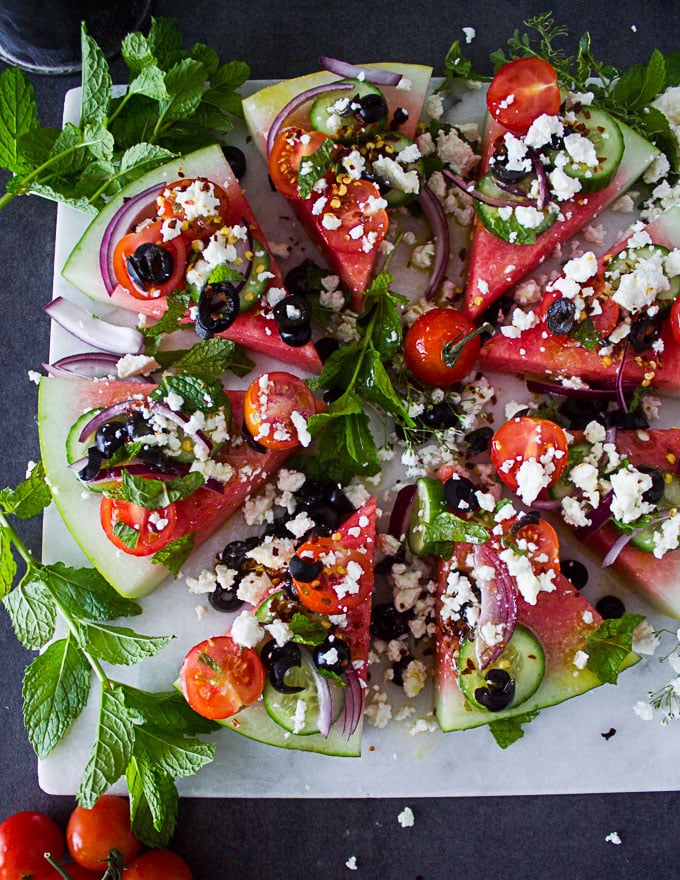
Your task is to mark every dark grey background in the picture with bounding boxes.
[1,1,679,877]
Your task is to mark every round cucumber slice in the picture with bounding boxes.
[239,238,271,312]
[457,624,545,712]
[263,648,344,736]
[65,408,103,465]
[310,79,387,142]
[475,172,557,245]
[407,477,450,557]
[605,243,680,305]
[555,107,624,194]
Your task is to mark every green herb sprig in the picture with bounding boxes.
[0,463,218,846]
[0,16,249,213]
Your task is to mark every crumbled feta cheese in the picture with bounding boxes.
[230,610,264,648]
[397,806,415,828]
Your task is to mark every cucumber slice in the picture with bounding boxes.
[605,243,680,305]
[65,408,102,465]
[457,624,545,712]
[407,477,450,557]
[547,442,592,500]
[263,648,344,735]
[475,172,557,245]
[309,79,387,141]
[556,107,624,194]
[662,473,680,508]
[238,238,270,312]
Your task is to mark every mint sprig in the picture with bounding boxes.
[0,467,217,846]
[586,612,645,685]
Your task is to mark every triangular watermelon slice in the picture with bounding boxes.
[464,115,660,321]
[242,63,432,310]
[219,496,377,756]
[479,206,680,393]
[38,376,323,598]
[61,145,322,373]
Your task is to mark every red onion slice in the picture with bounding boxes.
[417,186,449,300]
[43,352,121,379]
[313,668,335,738]
[99,184,160,295]
[441,168,535,209]
[340,666,365,740]
[266,82,354,157]
[388,484,417,539]
[574,489,614,541]
[472,543,518,670]
[45,297,144,355]
[319,57,404,87]
[529,150,550,210]
[526,378,638,399]
[615,340,630,414]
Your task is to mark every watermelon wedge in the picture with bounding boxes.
[61,145,322,373]
[219,497,377,756]
[479,206,680,394]
[38,376,323,598]
[242,63,432,310]
[464,115,659,321]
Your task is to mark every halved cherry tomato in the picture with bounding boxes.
[291,534,371,614]
[490,416,569,497]
[495,516,561,578]
[112,221,187,300]
[669,297,680,345]
[404,308,481,386]
[180,635,266,720]
[486,57,561,135]
[66,796,141,871]
[243,371,317,450]
[268,126,334,200]
[319,178,389,254]
[156,178,231,240]
[100,496,177,556]
[0,811,64,880]
[123,849,193,880]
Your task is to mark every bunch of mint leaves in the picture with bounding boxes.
[0,16,249,214]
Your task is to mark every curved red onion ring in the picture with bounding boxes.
[44,297,144,355]
[312,664,335,738]
[266,81,354,157]
[615,340,630,414]
[574,489,614,541]
[472,543,518,670]
[341,666,365,740]
[530,497,563,511]
[417,186,449,300]
[99,184,160,295]
[319,57,404,86]
[529,150,550,210]
[441,168,535,209]
[526,378,638,399]
[43,352,122,379]
[388,483,417,539]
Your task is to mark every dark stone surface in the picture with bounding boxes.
[2,2,680,877]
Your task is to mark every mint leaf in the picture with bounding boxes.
[119,142,175,176]
[488,710,540,748]
[147,16,184,70]
[3,573,55,648]
[149,372,229,413]
[80,26,113,126]
[41,561,141,622]
[585,612,645,685]
[113,519,141,550]
[141,290,192,345]
[121,31,156,74]
[171,337,242,381]
[421,511,490,558]
[298,138,335,199]
[132,725,214,779]
[128,65,169,102]
[359,349,412,423]
[83,623,173,666]
[0,461,52,519]
[289,612,329,646]
[152,531,196,577]
[612,49,666,113]
[78,684,135,806]
[0,66,38,174]
[0,529,16,598]
[158,58,207,127]
[126,756,178,848]
[22,634,91,758]
[121,685,220,735]
[109,470,205,510]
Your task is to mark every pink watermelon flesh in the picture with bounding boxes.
[464,116,659,321]
[479,207,680,392]
[434,552,629,733]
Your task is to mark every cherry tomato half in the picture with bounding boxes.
[291,534,372,614]
[495,516,561,579]
[0,811,64,880]
[100,496,177,556]
[669,297,680,346]
[66,796,141,871]
[268,126,334,200]
[319,178,389,255]
[403,308,481,386]
[155,178,231,240]
[490,416,569,500]
[243,371,317,450]
[180,635,266,720]
[123,849,193,880]
[113,221,187,300]
[486,57,561,135]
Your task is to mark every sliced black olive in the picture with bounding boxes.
[545,297,576,335]
[208,582,243,613]
[489,140,531,184]
[391,654,413,687]
[315,336,340,363]
[560,558,589,590]
[293,478,337,511]
[279,325,313,347]
[241,422,268,454]
[629,314,661,353]
[353,92,388,125]
[127,242,175,288]
[328,484,354,517]
[313,636,351,674]
[94,420,127,458]
[285,259,321,297]
[638,465,665,505]
[322,386,344,405]
[389,107,409,130]
[474,667,515,711]
[596,595,626,619]
[464,426,494,455]
[220,536,261,569]
[606,407,649,430]
[195,281,240,340]
[443,475,480,514]
[418,401,459,430]
[125,411,153,440]
[274,294,312,331]
[511,510,541,534]
[558,396,606,430]
[222,144,247,179]
[370,603,410,640]
[78,446,104,481]
[289,553,324,583]
[261,640,304,694]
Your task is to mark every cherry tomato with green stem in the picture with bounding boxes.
[66,796,141,871]
[403,308,488,386]
[0,811,64,880]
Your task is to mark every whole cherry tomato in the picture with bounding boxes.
[0,811,64,880]
[486,57,561,134]
[123,849,193,880]
[403,308,483,386]
[62,864,102,880]
[66,796,141,871]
